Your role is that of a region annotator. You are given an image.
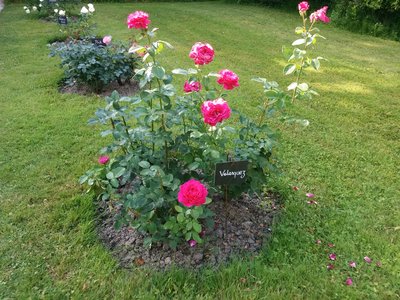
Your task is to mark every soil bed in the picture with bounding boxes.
[60,80,139,97]
[97,193,281,270]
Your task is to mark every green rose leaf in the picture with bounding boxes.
[284,64,296,75]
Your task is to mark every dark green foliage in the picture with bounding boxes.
[331,0,400,40]
[49,40,138,92]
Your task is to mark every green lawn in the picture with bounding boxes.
[1,2,399,298]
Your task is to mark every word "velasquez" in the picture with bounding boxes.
[219,169,246,179]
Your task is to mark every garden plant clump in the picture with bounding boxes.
[80,2,329,264]
[49,39,138,93]
[49,3,139,93]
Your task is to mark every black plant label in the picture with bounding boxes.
[58,16,67,25]
[214,160,248,186]
[92,38,106,47]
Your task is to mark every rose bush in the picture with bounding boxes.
[81,3,328,248]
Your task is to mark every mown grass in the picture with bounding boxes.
[1,2,399,298]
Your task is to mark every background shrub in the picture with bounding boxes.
[49,40,138,92]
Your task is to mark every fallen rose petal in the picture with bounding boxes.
[316,239,322,245]
[329,253,336,261]
[345,277,353,286]
[349,261,356,268]
[307,200,318,205]
[376,261,382,267]
[293,186,299,191]
[327,263,334,270]
[306,193,315,198]
[328,243,335,248]
[188,239,197,247]
[364,256,372,263]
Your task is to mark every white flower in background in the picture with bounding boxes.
[80,6,88,14]
[87,3,95,13]
[40,0,44,2]
[54,8,58,13]
[23,5,27,9]
[59,10,65,16]
[32,6,37,11]
[39,4,42,7]
[25,9,30,13]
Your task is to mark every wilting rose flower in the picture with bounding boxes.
[98,156,110,165]
[217,69,239,90]
[349,261,356,268]
[298,1,309,13]
[178,179,208,207]
[310,6,330,23]
[307,200,318,205]
[127,11,150,30]
[188,240,197,247]
[201,98,231,126]
[327,264,334,270]
[189,42,214,65]
[364,256,372,263]
[183,80,201,93]
[103,35,112,45]
[87,3,95,13]
[329,253,336,261]
[80,6,89,14]
[345,277,353,286]
[293,186,299,191]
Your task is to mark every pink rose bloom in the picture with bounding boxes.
[102,35,112,45]
[178,179,208,207]
[201,98,231,126]
[127,11,150,29]
[329,253,336,261]
[310,6,330,23]
[349,261,356,268]
[189,42,214,65]
[298,1,309,13]
[98,155,110,164]
[326,263,334,270]
[183,80,202,93]
[217,69,239,90]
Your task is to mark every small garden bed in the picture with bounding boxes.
[98,192,281,269]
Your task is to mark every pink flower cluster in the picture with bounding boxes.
[178,179,208,207]
[183,80,201,93]
[201,98,231,126]
[310,6,330,23]
[189,42,214,65]
[127,11,151,30]
[217,69,239,90]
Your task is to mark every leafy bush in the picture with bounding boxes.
[80,6,328,248]
[49,39,138,92]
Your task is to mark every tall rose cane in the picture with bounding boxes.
[288,2,330,103]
